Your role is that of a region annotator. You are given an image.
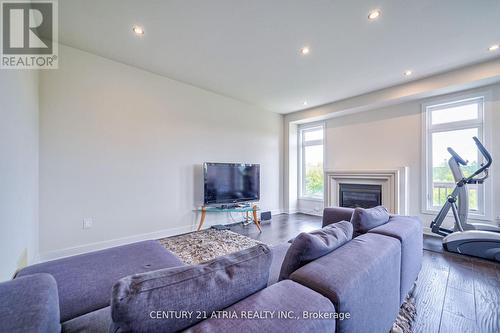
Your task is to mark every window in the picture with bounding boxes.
[423,96,486,216]
[299,123,324,199]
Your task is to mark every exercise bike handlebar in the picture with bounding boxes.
[446,137,492,182]
[464,137,493,182]
[473,136,492,169]
[447,147,467,166]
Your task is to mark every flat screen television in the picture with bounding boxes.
[203,163,260,205]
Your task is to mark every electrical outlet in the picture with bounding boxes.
[83,218,93,229]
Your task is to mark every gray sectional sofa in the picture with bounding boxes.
[322,207,424,305]
[0,207,422,333]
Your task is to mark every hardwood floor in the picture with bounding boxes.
[228,212,321,246]
[229,213,500,333]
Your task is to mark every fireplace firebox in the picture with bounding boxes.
[339,183,382,209]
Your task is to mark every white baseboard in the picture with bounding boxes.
[297,210,322,217]
[38,207,284,263]
[36,210,433,263]
[279,209,321,216]
[270,209,283,215]
[38,224,194,262]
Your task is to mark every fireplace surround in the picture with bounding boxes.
[325,168,408,214]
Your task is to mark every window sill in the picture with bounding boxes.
[420,209,491,222]
[298,197,324,202]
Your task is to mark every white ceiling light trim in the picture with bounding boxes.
[132,25,144,36]
[300,46,310,55]
[488,44,499,51]
[368,10,381,20]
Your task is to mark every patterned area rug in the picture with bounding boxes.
[159,229,416,333]
[391,295,417,333]
[159,229,262,264]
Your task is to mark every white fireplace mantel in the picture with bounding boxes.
[324,168,408,215]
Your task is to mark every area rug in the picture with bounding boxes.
[391,295,417,333]
[158,229,262,264]
[159,229,416,333]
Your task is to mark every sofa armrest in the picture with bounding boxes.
[0,273,60,333]
[368,215,423,303]
[16,240,184,322]
[322,207,354,227]
[183,280,335,333]
[290,233,401,333]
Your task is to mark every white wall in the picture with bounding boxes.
[0,70,39,281]
[286,84,500,230]
[491,85,500,225]
[39,45,283,259]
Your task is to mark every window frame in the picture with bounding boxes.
[421,92,492,220]
[298,122,326,201]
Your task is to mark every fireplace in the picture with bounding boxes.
[339,183,382,209]
[325,169,408,214]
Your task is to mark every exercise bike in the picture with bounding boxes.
[430,137,500,262]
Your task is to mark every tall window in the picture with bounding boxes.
[299,123,324,199]
[423,96,485,215]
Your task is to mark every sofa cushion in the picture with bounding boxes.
[278,221,353,281]
[183,280,336,333]
[368,215,423,304]
[290,233,401,333]
[0,273,60,333]
[350,206,390,236]
[110,244,272,333]
[322,207,355,227]
[268,243,290,286]
[62,306,111,333]
[16,240,184,322]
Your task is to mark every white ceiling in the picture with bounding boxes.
[58,0,500,113]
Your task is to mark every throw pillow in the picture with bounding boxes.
[350,205,390,237]
[278,221,353,281]
[110,244,271,333]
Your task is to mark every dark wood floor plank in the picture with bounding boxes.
[229,213,321,246]
[412,260,449,333]
[447,265,474,293]
[475,305,500,333]
[474,275,500,333]
[443,287,475,321]
[439,311,478,333]
[446,253,473,270]
[475,304,500,333]
[422,250,449,272]
[473,260,500,281]
[423,235,445,254]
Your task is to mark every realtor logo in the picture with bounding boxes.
[1,0,58,69]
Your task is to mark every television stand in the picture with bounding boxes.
[217,204,242,210]
[195,204,262,233]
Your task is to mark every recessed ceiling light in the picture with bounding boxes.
[132,26,144,35]
[303,100,308,106]
[368,10,381,20]
[404,70,413,76]
[300,46,310,55]
[488,44,499,51]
